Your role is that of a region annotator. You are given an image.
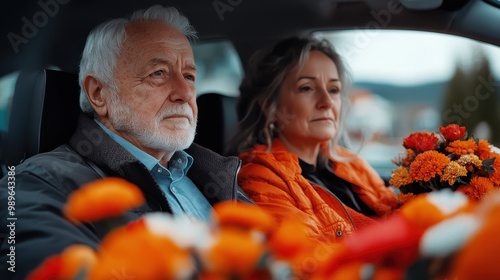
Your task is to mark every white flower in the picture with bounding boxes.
[142,213,214,250]
[420,214,480,257]
[427,188,468,215]
[490,144,500,154]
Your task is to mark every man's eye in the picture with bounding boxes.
[185,74,195,81]
[152,70,163,76]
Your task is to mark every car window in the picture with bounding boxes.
[0,66,62,134]
[192,40,243,97]
[0,71,20,133]
[314,30,500,179]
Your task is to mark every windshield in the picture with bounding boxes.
[314,30,500,178]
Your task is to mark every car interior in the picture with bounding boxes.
[1,0,499,182]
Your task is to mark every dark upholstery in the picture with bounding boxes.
[2,69,81,166]
[194,93,238,155]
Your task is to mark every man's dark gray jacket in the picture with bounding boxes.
[0,113,249,279]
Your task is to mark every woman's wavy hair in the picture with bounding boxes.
[226,36,352,167]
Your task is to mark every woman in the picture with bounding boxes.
[228,37,398,243]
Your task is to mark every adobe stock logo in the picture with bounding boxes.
[6,0,70,54]
[213,0,243,22]
[442,74,499,124]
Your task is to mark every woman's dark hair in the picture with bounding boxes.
[226,36,352,166]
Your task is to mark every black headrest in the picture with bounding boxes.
[194,93,238,155]
[2,69,81,166]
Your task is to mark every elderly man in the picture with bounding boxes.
[0,5,249,279]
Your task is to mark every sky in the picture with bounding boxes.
[319,30,500,85]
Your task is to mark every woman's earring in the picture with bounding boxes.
[269,121,281,134]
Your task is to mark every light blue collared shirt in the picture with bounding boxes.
[95,120,213,222]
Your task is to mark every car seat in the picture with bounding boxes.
[194,93,239,156]
[0,69,81,167]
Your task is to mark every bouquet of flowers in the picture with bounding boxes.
[389,124,500,203]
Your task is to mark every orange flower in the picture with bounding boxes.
[447,197,500,279]
[59,245,96,279]
[403,131,439,152]
[457,154,483,168]
[471,175,494,195]
[439,124,466,141]
[399,194,449,231]
[64,178,144,223]
[457,176,495,203]
[267,218,317,262]
[199,228,265,278]
[445,139,477,156]
[212,201,274,233]
[389,166,413,188]
[392,149,416,167]
[477,139,493,160]
[441,161,468,185]
[396,192,416,204]
[409,150,450,182]
[27,245,96,280]
[89,220,194,279]
[26,255,63,280]
[401,149,416,167]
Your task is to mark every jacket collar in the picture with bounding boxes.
[240,138,373,189]
[69,113,242,207]
[239,138,303,178]
[185,142,242,204]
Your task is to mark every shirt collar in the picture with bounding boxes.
[95,119,172,171]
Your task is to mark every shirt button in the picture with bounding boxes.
[171,186,177,193]
[157,168,162,173]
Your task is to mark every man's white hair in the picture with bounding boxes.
[78,5,197,113]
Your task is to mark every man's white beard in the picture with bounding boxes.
[108,92,197,152]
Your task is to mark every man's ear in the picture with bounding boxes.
[83,75,107,117]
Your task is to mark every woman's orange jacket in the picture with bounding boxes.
[238,139,399,243]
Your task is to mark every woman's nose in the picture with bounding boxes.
[317,88,334,109]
